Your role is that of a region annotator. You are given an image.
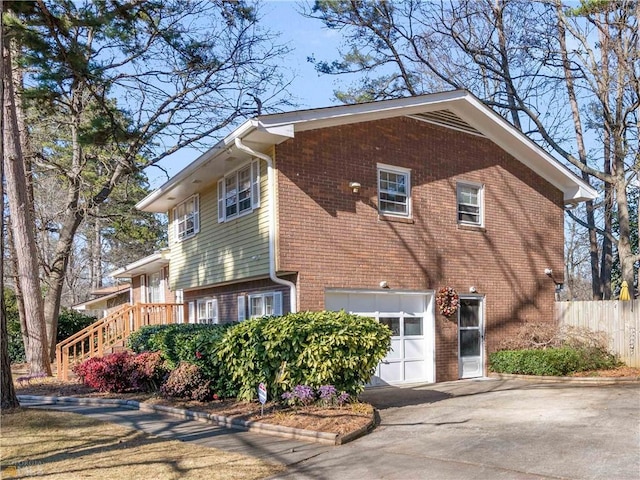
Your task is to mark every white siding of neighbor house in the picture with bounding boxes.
[168,158,270,291]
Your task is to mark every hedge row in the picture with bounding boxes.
[127,311,392,401]
[489,347,620,376]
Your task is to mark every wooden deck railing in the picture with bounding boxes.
[56,303,183,380]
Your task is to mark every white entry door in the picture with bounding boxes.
[458,297,484,378]
[325,291,435,385]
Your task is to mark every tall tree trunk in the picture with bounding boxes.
[492,0,522,131]
[43,88,84,361]
[1,1,20,405]
[556,5,603,299]
[600,133,613,299]
[43,211,83,360]
[2,27,50,376]
[90,213,103,291]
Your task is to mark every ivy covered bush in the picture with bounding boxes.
[217,311,392,401]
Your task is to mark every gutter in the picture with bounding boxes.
[234,137,297,313]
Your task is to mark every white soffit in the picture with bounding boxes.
[111,251,170,278]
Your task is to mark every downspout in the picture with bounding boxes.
[234,137,297,313]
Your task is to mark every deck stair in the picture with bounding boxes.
[56,303,182,380]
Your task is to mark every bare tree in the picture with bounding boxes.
[307,0,639,298]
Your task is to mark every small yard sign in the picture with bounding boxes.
[258,383,267,416]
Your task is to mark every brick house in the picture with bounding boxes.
[134,90,596,384]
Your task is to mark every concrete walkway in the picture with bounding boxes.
[20,378,640,479]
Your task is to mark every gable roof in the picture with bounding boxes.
[138,90,596,212]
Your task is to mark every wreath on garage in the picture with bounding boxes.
[436,286,459,317]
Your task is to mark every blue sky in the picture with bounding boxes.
[147,1,343,188]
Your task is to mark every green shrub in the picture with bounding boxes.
[128,323,237,398]
[56,308,96,343]
[127,323,230,366]
[489,347,620,376]
[4,288,97,363]
[160,362,213,401]
[217,311,392,401]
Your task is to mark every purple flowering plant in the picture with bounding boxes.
[281,384,350,407]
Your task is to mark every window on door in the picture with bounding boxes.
[379,315,422,337]
[459,299,482,357]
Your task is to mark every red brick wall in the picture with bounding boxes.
[184,276,294,324]
[131,276,143,304]
[275,116,565,381]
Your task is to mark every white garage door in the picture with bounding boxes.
[326,291,435,385]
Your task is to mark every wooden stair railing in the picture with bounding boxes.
[56,303,183,381]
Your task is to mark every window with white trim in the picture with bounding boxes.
[173,195,200,241]
[218,161,260,222]
[378,165,410,216]
[197,298,218,324]
[457,182,483,226]
[248,291,282,318]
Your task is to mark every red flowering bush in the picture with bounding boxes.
[436,287,459,317]
[73,351,168,393]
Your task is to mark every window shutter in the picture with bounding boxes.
[251,160,260,209]
[188,301,196,324]
[193,195,200,233]
[237,295,246,321]
[210,299,219,324]
[170,208,175,242]
[217,179,225,223]
[273,292,283,316]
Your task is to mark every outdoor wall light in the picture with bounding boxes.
[469,286,477,293]
[544,268,553,276]
[380,281,389,289]
[349,181,361,193]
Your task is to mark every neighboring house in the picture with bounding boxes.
[72,283,131,318]
[136,90,596,384]
[110,249,180,308]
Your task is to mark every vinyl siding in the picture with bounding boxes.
[168,159,270,291]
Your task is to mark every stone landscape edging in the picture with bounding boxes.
[17,395,374,446]
[488,372,640,384]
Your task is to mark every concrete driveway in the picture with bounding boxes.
[273,378,640,480]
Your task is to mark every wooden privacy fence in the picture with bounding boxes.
[555,300,639,367]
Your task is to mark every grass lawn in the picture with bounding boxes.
[0,408,284,480]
